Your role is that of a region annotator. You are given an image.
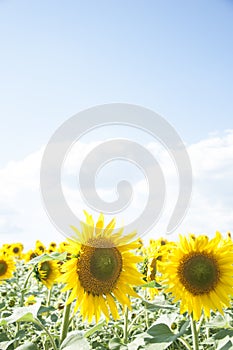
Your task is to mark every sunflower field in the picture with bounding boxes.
[1,213,233,350]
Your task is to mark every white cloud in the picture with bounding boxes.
[0,130,233,249]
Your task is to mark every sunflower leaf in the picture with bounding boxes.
[145,321,189,345]
[109,337,127,350]
[14,342,38,350]
[27,252,67,265]
[142,300,175,311]
[0,302,41,325]
[60,331,90,350]
[0,339,15,350]
[84,320,106,338]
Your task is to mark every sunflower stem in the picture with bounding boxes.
[190,314,199,350]
[34,318,58,350]
[15,268,34,348]
[123,306,129,344]
[20,268,34,306]
[46,286,53,307]
[60,291,72,345]
[178,337,193,350]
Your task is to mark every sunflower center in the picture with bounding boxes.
[0,260,7,276]
[178,253,220,295]
[78,240,122,295]
[40,261,51,280]
[13,247,19,253]
[30,253,38,260]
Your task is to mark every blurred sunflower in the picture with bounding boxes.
[48,242,57,253]
[25,295,36,306]
[58,241,69,253]
[36,260,61,289]
[143,238,171,299]
[58,211,144,323]
[10,243,24,259]
[161,232,233,320]
[23,250,39,262]
[0,253,15,281]
[35,240,46,255]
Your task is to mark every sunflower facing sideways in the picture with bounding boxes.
[36,260,61,289]
[0,253,15,282]
[57,211,144,323]
[161,232,233,321]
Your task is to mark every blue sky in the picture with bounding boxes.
[0,0,233,166]
[0,0,233,247]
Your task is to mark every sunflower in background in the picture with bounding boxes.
[9,243,24,259]
[35,260,61,289]
[143,238,175,299]
[25,295,37,306]
[58,241,69,253]
[57,211,144,323]
[161,232,233,321]
[1,244,12,255]
[47,242,57,254]
[23,249,39,262]
[35,240,46,255]
[0,253,16,282]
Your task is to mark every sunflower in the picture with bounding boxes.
[58,241,69,253]
[57,211,144,323]
[25,295,37,306]
[47,242,57,254]
[0,253,15,282]
[35,240,46,255]
[161,232,233,320]
[36,260,61,289]
[10,243,24,259]
[23,250,39,262]
[143,238,174,299]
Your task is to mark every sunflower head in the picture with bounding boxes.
[35,260,61,289]
[58,241,69,253]
[35,240,46,255]
[23,250,39,262]
[47,242,57,253]
[10,243,24,259]
[25,295,37,306]
[0,254,15,281]
[161,232,233,320]
[57,212,144,323]
[142,238,171,300]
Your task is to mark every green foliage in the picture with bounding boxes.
[0,256,233,349]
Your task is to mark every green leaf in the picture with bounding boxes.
[214,330,233,340]
[216,336,233,350]
[146,321,189,345]
[143,300,175,312]
[140,281,157,288]
[0,302,41,325]
[60,331,90,350]
[128,337,144,350]
[38,305,55,315]
[206,314,231,329]
[0,333,9,342]
[147,323,175,340]
[15,343,38,350]
[0,302,5,310]
[145,344,170,350]
[109,338,127,350]
[0,339,15,350]
[28,252,67,265]
[84,320,106,338]
[50,313,58,322]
